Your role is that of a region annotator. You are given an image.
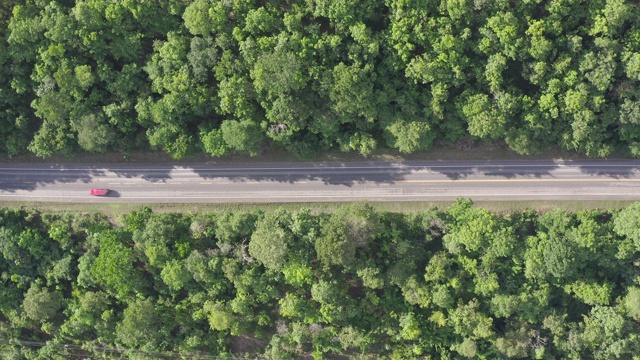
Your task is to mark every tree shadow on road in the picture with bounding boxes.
[574,160,640,179]
[3,160,637,194]
[190,161,562,185]
[0,165,173,193]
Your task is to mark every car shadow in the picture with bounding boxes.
[106,190,121,198]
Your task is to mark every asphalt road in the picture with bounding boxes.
[2,160,640,202]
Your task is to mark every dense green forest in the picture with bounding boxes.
[2,0,640,158]
[1,201,639,358]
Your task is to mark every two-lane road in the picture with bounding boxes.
[1,160,640,202]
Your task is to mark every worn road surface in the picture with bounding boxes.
[1,161,640,202]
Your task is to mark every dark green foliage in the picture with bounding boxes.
[2,202,640,358]
[3,0,640,158]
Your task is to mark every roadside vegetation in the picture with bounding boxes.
[0,199,635,219]
[1,200,640,358]
[2,1,640,159]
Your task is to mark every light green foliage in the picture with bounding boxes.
[123,206,153,232]
[424,252,454,283]
[453,338,477,358]
[398,312,422,340]
[91,230,142,298]
[315,202,380,267]
[200,127,228,157]
[282,262,314,287]
[116,298,167,351]
[444,206,511,255]
[46,255,73,284]
[252,51,306,99]
[204,301,233,331]
[77,253,97,288]
[449,299,494,340]
[182,0,216,35]
[613,202,640,250]
[337,325,370,352]
[357,266,384,289]
[60,290,113,339]
[431,284,453,309]
[249,211,293,271]
[22,284,63,322]
[344,132,377,157]
[136,213,190,267]
[17,228,47,260]
[490,286,550,323]
[543,235,578,279]
[386,120,434,153]
[565,281,613,305]
[279,293,308,319]
[220,119,264,156]
[400,276,432,308]
[462,93,506,139]
[580,306,637,359]
[623,287,640,321]
[161,259,191,292]
[328,63,376,122]
[214,210,261,244]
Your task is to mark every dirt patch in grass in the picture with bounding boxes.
[229,335,266,355]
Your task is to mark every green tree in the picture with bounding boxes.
[204,301,233,332]
[315,202,380,268]
[161,259,191,292]
[385,120,434,153]
[580,306,638,359]
[220,119,264,156]
[74,112,114,153]
[623,287,640,321]
[614,202,640,250]
[22,284,63,323]
[448,299,494,340]
[462,93,506,139]
[116,298,169,351]
[91,230,143,299]
[248,211,293,271]
[494,324,532,358]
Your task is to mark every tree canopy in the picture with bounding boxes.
[1,201,640,358]
[2,0,640,158]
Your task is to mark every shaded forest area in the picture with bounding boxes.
[1,200,639,358]
[2,0,640,159]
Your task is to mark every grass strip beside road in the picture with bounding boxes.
[1,200,633,223]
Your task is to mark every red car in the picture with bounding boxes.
[89,188,109,196]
